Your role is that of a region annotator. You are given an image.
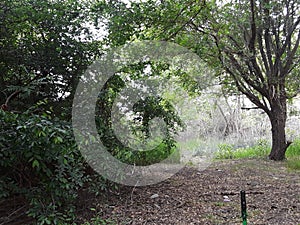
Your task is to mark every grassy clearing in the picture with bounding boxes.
[215,139,300,170]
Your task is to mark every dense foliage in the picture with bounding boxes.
[0,108,88,223]
[0,0,183,222]
[0,0,103,223]
[0,0,99,115]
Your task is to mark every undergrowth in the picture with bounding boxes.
[215,139,270,160]
[285,139,300,170]
[215,138,300,170]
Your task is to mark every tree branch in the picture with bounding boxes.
[241,106,260,110]
[0,90,21,111]
[249,0,257,53]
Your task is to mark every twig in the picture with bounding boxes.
[130,181,139,204]
[0,205,27,225]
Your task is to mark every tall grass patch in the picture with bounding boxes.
[286,139,300,170]
[215,138,300,170]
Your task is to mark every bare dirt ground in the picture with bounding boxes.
[77,159,300,225]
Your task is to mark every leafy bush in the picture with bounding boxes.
[115,142,180,166]
[0,109,93,224]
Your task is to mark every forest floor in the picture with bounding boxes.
[1,159,299,225]
[77,158,300,225]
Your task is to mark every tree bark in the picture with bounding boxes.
[268,99,291,160]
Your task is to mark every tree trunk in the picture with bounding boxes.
[268,100,291,161]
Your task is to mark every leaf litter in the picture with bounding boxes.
[77,159,299,225]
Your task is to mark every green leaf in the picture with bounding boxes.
[32,159,40,168]
[54,136,63,143]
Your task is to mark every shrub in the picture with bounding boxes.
[0,110,92,224]
[115,141,180,166]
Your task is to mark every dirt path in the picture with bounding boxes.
[77,159,300,225]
